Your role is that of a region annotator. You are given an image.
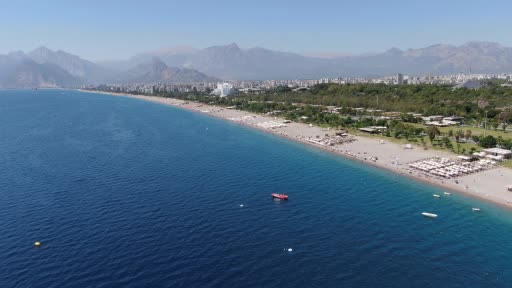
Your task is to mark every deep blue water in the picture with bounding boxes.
[1,89,512,287]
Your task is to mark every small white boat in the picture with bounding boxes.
[472,208,481,212]
[433,194,441,198]
[422,212,438,218]
[443,192,451,195]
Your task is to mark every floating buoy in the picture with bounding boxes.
[34,242,41,247]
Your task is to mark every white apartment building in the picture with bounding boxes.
[212,83,235,97]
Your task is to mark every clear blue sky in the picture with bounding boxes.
[0,0,510,61]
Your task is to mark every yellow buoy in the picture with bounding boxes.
[34,242,41,247]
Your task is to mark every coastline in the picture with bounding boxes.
[81,90,512,209]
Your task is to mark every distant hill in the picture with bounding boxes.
[3,41,512,87]
[0,52,81,88]
[117,57,219,84]
[128,43,324,80]
[28,46,114,84]
[124,41,512,80]
[0,48,218,87]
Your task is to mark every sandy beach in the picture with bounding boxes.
[84,91,512,209]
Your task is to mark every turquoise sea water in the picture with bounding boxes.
[1,89,512,287]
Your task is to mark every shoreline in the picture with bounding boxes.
[80,90,512,210]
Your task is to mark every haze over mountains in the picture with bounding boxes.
[2,41,512,87]
[0,47,218,88]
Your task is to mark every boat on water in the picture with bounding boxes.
[422,212,438,218]
[271,193,289,200]
[472,208,481,212]
[444,192,451,195]
[433,194,441,198]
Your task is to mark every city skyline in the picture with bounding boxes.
[1,0,511,61]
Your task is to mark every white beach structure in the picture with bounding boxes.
[425,120,458,127]
[482,148,512,161]
[212,83,235,97]
[457,155,472,162]
[407,157,495,179]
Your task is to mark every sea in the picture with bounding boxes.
[1,89,512,288]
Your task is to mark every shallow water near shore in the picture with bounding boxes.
[1,89,512,287]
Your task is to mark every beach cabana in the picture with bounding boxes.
[457,155,471,162]
[359,127,377,133]
[483,148,512,160]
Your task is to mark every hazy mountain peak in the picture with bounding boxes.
[424,43,454,49]
[0,50,81,88]
[116,41,512,80]
[4,41,512,86]
[150,57,167,67]
[7,50,27,60]
[463,41,502,47]
[32,46,53,53]
[204,42,241,52]
[115,56,217,84]
[225,42,240,50]
[27,46,112,82]
[385,47,403,55]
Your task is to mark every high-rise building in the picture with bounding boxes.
[397,73,404,85]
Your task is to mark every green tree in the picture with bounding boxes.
[465,129,472,140]
[442,136,453,150]
[492,121,500,131]
[426,126,440,143]
[479,135,497,148]
[455,129,464,143]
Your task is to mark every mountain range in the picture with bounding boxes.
[120,41,512,80]
[116,57,218,84]
[0,48,218,88]
[2,41,512,87]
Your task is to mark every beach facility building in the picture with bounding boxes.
[425,119,459,127]
[359,126,387,134]
[482,148,512,161]
[457,155,472,162]
[444,116,464,123]
[422,115,444,122]
[381,111,401,120]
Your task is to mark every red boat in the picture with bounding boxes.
[271,193,289,200]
